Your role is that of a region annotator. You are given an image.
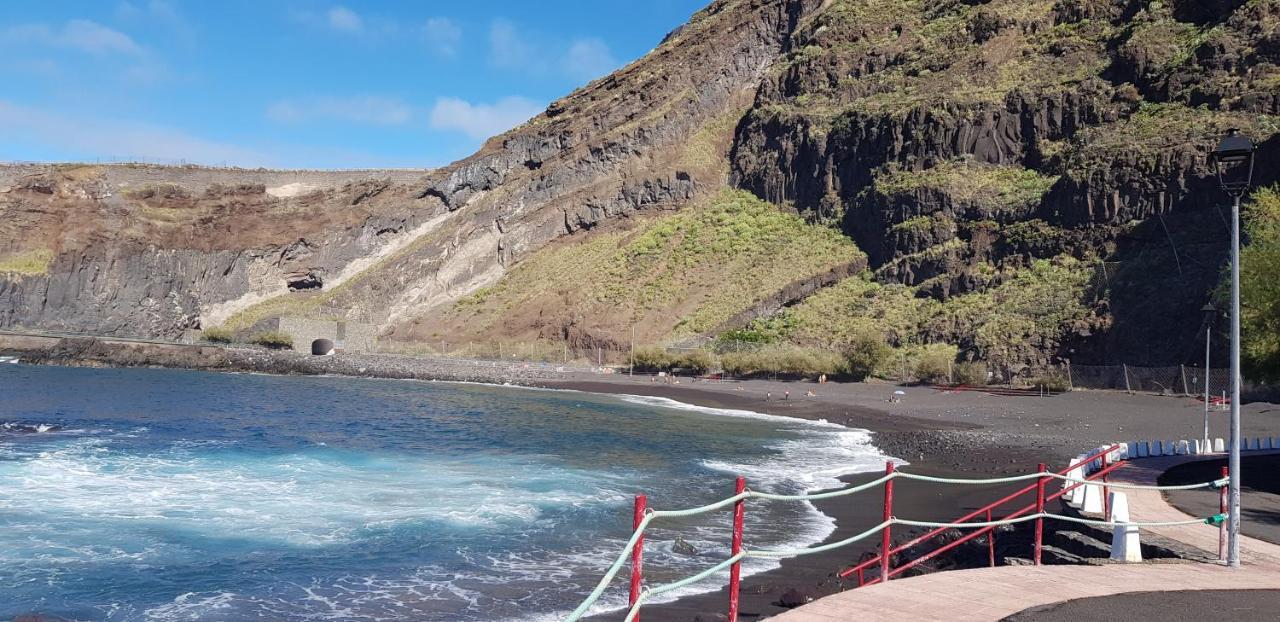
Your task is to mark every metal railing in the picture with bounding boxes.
[567,445,1228,621]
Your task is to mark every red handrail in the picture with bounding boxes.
[839,444,1122,583]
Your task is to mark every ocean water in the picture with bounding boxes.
[0,365,889,621]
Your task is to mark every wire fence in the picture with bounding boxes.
[1067,364,1231,398]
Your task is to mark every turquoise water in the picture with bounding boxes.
[0,365,887,621]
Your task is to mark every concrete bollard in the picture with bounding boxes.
[1136,442,1149,458]
[1253,437,1263,451]
[1191,439,1202,454]
[1214,438,1226,452]
[1108,492,1142,563]
[1162,441,1176,456]
[1066,467,1086,506]
[1176,440,1190,455]
[1114,443,1127,462]
[1081,479,1104,514]
[1267,437,1276,450]
[1154,440,1165,456]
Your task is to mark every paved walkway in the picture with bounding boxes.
[775,452,1280,622]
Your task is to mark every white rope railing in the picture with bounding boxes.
[565,463,1226,622]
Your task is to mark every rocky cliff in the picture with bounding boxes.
[2,0,1279,372]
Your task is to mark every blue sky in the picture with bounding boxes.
[0,1,707,169]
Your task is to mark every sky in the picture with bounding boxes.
[0,1,707,169]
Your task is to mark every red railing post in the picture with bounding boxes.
[1102,450,1111,519]
[630,494,647,619]
[986,509,995,567]
[881,461,895,582]
[728,476,746,622]
[1034,463,1046,565]
[1219,465,1228,562]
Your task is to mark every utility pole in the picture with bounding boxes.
[1211,128,1254,569]
[630,324,635,378]
[1202,303,1214,447]
[1228,190,1243,568]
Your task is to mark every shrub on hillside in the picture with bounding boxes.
[1029,369,1071,392]
[674,349,716,374]
[953,361,988,385]
[250,330,294,350]
[202,327,235,344]
[631,346,674,371]
[913,343,958,384]
[1241,186,1280,382]
[720,346,843,377]
[844,328,891,381]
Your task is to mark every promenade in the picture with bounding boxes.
[775,452,1280,621]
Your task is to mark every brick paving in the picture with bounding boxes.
[774,451,1280,622]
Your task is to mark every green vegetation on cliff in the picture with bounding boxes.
[442,190,865,342]
[0,249,54,276]
[1243,186,1280,381]
[726,255,1102,374]
[873,160,1059,216]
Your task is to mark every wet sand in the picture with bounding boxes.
[552,376,1280,621]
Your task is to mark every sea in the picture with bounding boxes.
[0,364,889,621]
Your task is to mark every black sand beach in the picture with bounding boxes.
[552,377,1280,621]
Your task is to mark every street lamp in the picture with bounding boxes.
[1211,128,1256,569]
[1201,302,1215,447]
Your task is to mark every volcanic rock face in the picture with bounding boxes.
[1,0,1278,368]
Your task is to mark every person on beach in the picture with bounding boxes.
[766,391,771,401]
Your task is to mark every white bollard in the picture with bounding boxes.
[1081,479,1104,513]
[1267,437,1276,450]
[1115,443,1128,461]
[1176,440,1190,455]
[1253,437,1263,451]
[1152,440,1163,456]
[1136,442,1149,458]
[1066,467,1086,506]
[1162,441,1176,456]
[1108,492,1142,562]
[1215,438,1226,452]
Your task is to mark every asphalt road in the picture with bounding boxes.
[1003,589,1280,621]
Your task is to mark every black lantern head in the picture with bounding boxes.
[1212,129,1256,197]
[1201,302,1216,324]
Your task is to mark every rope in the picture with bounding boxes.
[564,513,655,622]
[747,473,895,501]
[747,521,893,558]
[564,461,1227,621]
[1042,473,1229,491]
[607,511,1224,622]
[621,552,746,622]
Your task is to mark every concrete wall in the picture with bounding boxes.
[273,317,376,353]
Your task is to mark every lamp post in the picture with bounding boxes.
[1201,302,1215,447]
[1211,128,1256,569]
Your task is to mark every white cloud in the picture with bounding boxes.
[489,19,540,71]
[424,17,461,58]
[0,100,270,166]
[428,96,542,140]
[116,1,196,46]
[266,96,412,126]
[327,6,364,33]
[562,38,618,82]
[4,19,144,56]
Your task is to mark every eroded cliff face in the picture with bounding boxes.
[728,0,1280,364]
[3,0,1279,368]
[0,0,820,341]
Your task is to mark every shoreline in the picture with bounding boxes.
[7,336,1280,620]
